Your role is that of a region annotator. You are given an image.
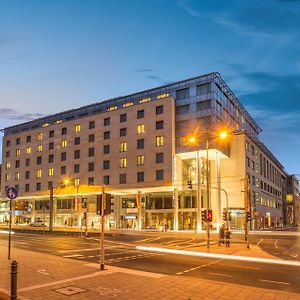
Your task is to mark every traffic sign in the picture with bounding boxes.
[6,187,18,200]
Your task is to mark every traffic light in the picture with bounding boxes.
[96,194,102,215]
[222,211,227,221]
[96,194,112,215]
[207,209,213,222]
[201,209,207,222]
[187,179,192,190]
[246,212,251,223]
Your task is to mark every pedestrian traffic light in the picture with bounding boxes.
[187,179,192,190]
[97,193,112,215]
[246,212,251,223]
[207,209,213,222]
[201,209,207,222]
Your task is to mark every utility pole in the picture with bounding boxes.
[243,175,250,248]
[206,138,210,252]
[49,185,54,232]
[100,186,105,270]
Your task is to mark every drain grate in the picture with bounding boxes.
[54,286,87,296]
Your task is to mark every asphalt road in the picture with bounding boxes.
[0,231,299,294]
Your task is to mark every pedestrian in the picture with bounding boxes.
[218,223,225,245]
[225,228,231,247]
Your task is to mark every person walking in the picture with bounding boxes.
[218,223,225,245]
[225,227,231,247]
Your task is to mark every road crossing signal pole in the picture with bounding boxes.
[243,175,250,248]
[100,186,105,270]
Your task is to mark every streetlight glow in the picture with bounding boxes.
[219,131,228,139]
[188,136,196,144]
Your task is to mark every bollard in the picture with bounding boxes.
[11,261,18,300]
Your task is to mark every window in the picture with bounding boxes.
[5,162,10,170]
[156,170,164,180]
[156,152,164,163]
[61,139,67,147]
[25,171,30,179]
[36,182,41,191]
[62,127,67,135]
[103,175,109,185]
[15,160,20,168]
[251,145,255,155]
[119,173,126,184]
[137,155,144,166]
[104,131,110,139]
[15,172,20,180]
[6,151,10,158]
[75,124,81,132]
[26,158,30,167]
[88,162,94,172]
[48,182,53,189]
[48,154,54,163]
[49,142,54,150]
[89,134,95,142]
[74,178,80,187]
[74,137,81,145]
[103,160,110,170]
[137,124,145,133]
[37,156,42,165]
[26,147,31,154]
[37,169,42,178]
[25,184,30,192]
[61,152,67,161]
[48,168,54,176]
[120,113,127,123]
[37,133,43,141]
[49,130,54,138]
[104,117,110,126]
[176,104,190,115]
[74,164,80,173]
[89,121,95,129]
[74,150,80,159]
[26,136,31,142]
[5,174,10,181]
[196,83,211,95]
[137,139,144,149]
[88,147,95,157]
[16,149,21,156]
[156,136,164,146]
[120,128,127,137]
[176,88,189,100]
[88,177,94,185]
[120,158,127,168]
[6,140,10,147]
[37,144,43,152]
[156,105,163,115]
[137,110,144,119]
[197,100,211,111]
[103,144,110,154]
[156,121,164,130]
[61,166,66,175]
[120,142,127,152]
[137,172,144,182]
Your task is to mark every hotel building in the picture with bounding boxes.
[0,72,288,230]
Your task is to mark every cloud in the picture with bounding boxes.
[0,108,44,122]
[134,68,154,73]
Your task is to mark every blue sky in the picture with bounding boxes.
[0,0,299,175]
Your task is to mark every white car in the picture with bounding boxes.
[29,220,46,227]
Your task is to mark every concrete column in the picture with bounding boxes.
[196,151,202,233]
[173,188,178,231]
[137,191,142,230]
[216,151,221,226]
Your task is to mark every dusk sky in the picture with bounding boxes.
[0,0,299,175]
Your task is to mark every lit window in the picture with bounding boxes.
[139,97,151,104]
[123,102,133,107]
[157,93,169,99]
[48,168,54,176]
[37,169,42,178]
[55,120,62,124]
[16,149,21,156]
[74,178,80,187]
[108,106,117,111]
[120,142,127,152]
[42,123,49,127]
[137,155,144,166]
[26,147,31,154]
[37,144,43,152]
[5,162,10,170]
[61,139,67,148]
[137,124,145,133]
[5,174,10,181]
[156,136,164,146]
[75,124,81,133]
[15,172,20,180]
[120,158,127,168]
[37,133,43,140]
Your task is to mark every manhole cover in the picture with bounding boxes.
[54,286,87,296]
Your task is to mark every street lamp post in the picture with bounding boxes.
[205,137,210,252]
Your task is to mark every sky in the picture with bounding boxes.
[0,0,299,176]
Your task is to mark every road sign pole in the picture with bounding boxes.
[8,199,12,260]
[100,186,105,271]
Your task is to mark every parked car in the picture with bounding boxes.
[29,220,46,227]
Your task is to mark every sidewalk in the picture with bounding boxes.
[0,243,299,299]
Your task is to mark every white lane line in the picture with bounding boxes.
[136,237,161,243]
[136,246,300,267]
[208,272,233,278]
[62,254,84,258]
[176,259,223,276]
[231,265,260,270]
[274,240,278,249]
[256,239,263,246]
[259,279,290,285]
[13,241,29,245]
[58,248,99,253]
[290,254,298,258]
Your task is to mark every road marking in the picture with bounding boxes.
[136,237,161,243]
[274,240,278,249]
[136,246,300,267]
[58,248,99,253]
[230,265,260,270]
[13,241,28,245]
[290,254,298,258]
[176,259,223,276]
[256,239,263,246]
[259,279,290,285]
[208,272,233,278]
[62,254,84,258]
[37,269,49,276]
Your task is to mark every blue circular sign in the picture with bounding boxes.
[6,187,18,200]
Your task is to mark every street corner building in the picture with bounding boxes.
[0,72,299,231]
